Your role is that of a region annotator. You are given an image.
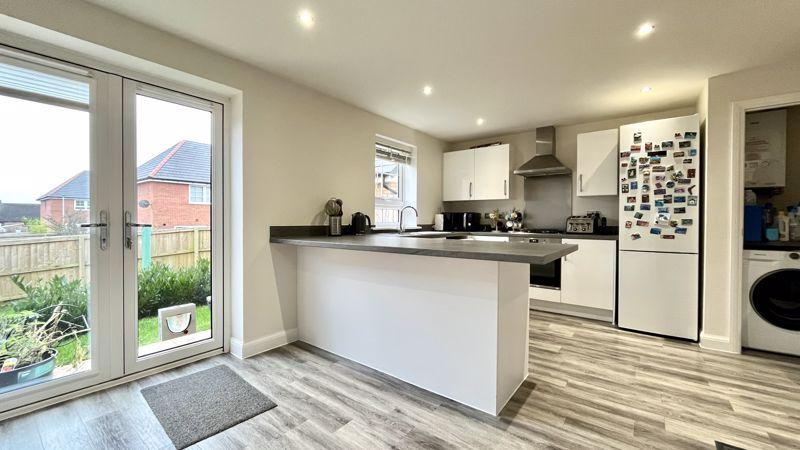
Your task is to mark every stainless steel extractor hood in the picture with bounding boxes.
[513,126,571,177]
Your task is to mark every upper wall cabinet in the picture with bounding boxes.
[443,144,510,201]
[576,129,618,197]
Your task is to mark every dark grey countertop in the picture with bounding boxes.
[466,231,619,241]
[744,241,800,251]
[269,233,578,265]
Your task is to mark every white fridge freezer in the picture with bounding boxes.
[617,114,700,340]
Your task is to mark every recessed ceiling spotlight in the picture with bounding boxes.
[641,86,653,93]
[297,9,315,29]
[422,85,433,96]
[476,117,485,126]
[636,22,655,38]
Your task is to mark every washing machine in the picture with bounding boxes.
[742,249,800,356]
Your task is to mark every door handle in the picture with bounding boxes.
[504,179,507,196]
[469,182,473,198]
[80,210,108,251]
[125,211,152,250]
[579,174,583,192]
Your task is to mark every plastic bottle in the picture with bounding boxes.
[777,211,790,242]
[790,208,800,242]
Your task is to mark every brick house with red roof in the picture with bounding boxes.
[38,140,211,230]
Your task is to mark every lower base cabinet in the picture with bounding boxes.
[560,239,616,310]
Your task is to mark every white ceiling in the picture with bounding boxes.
[86,0,800,141]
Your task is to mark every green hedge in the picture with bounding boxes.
[6,259,211,320]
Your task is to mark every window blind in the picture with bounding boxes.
[375,142,413,164]
[0,59,90,110]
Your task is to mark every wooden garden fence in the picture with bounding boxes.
[0,227,211,303]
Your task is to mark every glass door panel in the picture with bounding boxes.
[123,80,223,372]
[0,51,120,412]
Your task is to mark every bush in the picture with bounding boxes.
[137,259,211,317]
[10,275,88,324]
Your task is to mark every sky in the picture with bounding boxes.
[0,94,210,203]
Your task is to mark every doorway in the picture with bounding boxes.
[0,47,225,414]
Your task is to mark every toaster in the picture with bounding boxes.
[566,212,606,234]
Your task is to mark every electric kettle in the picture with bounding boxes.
[351,212,372,235]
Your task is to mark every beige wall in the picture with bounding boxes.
[0,1,445,350]
[702,56,800,350]
[444,107,695,226]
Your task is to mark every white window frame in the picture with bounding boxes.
[374,135,418,229]
[188,183,211,204]
[74,199,90,210]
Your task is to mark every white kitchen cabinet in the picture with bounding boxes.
[560,238,616,310]
[474,144,510,200]
[576,129,618,197]
[443,149,475,201]
[443,145,510,201]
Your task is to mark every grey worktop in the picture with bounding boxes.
[466,231,619,241]
[269,233,578,265]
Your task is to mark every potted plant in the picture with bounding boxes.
[0,305,88,388]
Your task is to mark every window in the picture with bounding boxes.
[189,184,211,204]
[74,199,90,210]
[374,139,416,228]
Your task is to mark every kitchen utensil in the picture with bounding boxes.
[326,198,343,236]
[325,198,343,216]
[351,212,372,235]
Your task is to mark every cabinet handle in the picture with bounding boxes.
[469,182,473,198]
[504,179,507,196]
[579,174,583,192]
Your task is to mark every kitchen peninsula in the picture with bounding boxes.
[270,228,577,415]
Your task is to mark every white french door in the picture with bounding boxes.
[0,47,224,416]
[121,79,224,373]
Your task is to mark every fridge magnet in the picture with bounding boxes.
[657,211,671,221]
[627,196,637,203]
[630,181,639,190]
[653,166,666,173]
[674,207,686,214]
[633,132,642,143]
[661,234,675,240]
[638,164,650,170]
[621,184,629,193]
[625,221,633,229]
[674,132,682,139]
[663,195,673,204]
[639,157,649,163]
[675,227,688,235]
[655,182,663,189]
[673,151,685,158]
[650,228,662,235]
[654,188,667,195]
[688,184,696,195]
[641,194,650,203]
[621,162,628,167]
[624,205,635,212]
[654,200,664,208]
[654,175,666,181]
[627,168,637,178]
[666,181,675,188]
[675,196,687,203]
[643,169,651,177]
[636,220,649,227]
[678,178,691,185]
[681,219,693,225]
[657,207,669,214]
[688,196,698,206]
[689,149,698,156]
[642,185,650,194]
[688,168,696,178]
[666,165,675,172]
[654,144,661,150]
[682,158,693,164]
[650,157,661,164]
[670,220,679,227]
[674,188,685,193]
[631,233,642,240]
[620,151,631,158]
[661,141,674,149]
[648,150,667,157]
[678,140,691,149]
[634,211,644,219]
[631,145,641,152]
[640,204,651,211]
[684,131,697,139]
[645,142,653,151]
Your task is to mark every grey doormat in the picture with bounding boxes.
[141,364,276,449]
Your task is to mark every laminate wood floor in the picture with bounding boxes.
[2,311,799,449]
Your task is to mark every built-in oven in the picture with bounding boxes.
[527,237,561,289]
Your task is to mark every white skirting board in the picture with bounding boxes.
[297,246,530,415]
[230,328,299,359]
